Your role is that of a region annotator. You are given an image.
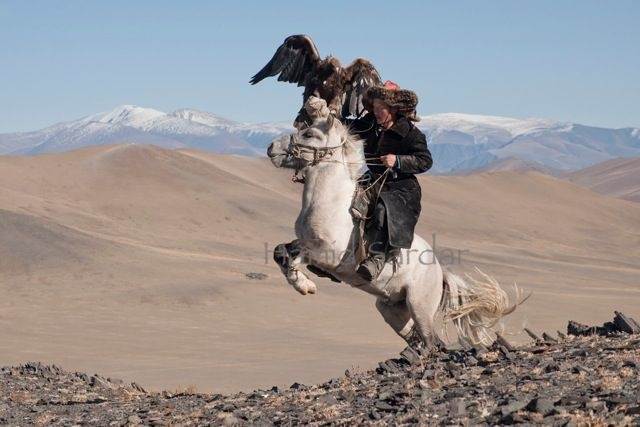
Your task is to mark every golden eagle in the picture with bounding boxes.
[250,34,382,128]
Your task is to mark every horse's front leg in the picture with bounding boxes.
[273,240,317,295]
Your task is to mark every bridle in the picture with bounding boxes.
[286,132,348,183]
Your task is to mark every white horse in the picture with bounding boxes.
[267,97,518,350]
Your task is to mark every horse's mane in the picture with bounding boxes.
[334,120,365,180]
[305,98,366,180]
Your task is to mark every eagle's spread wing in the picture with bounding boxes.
[250,35,321,87]
[341,58,382,117]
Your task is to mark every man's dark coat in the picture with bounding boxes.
[350,113,433,248]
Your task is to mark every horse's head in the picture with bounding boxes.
[267,96,345,170]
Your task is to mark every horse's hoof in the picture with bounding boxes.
[294,279,317,295]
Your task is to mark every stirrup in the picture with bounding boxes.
[356,255,385,281]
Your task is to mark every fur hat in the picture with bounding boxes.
[363,80,420,121]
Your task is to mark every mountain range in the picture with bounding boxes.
[0,105,292,158]
[1,105,639,173]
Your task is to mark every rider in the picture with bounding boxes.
[348,81,433,281]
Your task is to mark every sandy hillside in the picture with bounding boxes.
[564,157,640,203]
[459,156,560,176]
[1,143,639,393]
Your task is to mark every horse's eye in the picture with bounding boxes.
[303,131,314,138]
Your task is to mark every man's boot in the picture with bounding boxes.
[357,226,388,281]
[357,200,389,281]
[357,251,386,281]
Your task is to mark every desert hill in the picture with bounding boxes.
[456,156,560,175]
[564,156,640,203]
[1,143,639,393]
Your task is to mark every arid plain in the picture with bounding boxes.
[1,144,639,393]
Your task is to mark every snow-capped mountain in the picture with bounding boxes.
[0,105,293,157]
[171,108,238,128]
[1,106,638,174]
[417,113,640,173]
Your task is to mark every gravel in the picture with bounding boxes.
[1,312,639,425]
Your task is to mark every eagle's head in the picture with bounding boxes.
[316,57,342,81]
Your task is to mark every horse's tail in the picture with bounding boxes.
[439,267,527,347]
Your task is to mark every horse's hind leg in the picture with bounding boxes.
[405,278,447,353]
[273,241,317,295]
[375,298,417,344]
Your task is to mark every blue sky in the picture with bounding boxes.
[1,0,638,132]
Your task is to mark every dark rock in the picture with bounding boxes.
[614,311,640,334]
[568,320,598,336]
[503,349,517,361]
[603,321,618,334]
[338,389,355,402]
[374,400,396,411]
[465,356,478,366]
[524,328,541,342]
[527,397,556,416]
[626,406,640,415]
[131,382,146,393]
[500,399,529,416]
[317,394,338,405]
[585,400,606,411]
[327,378,340,387]
[448,398,466,417]
[544,362,560,373]
[568,312,640,337]
[604,394,634,405]
[245,272,268,280]
[531,346,549,354]
[369,408,381,420]
[571,365,591,375]
[569,348,589,358]
[445,361,461,375]
[542,332,558,344]
[422,369,436,380]
[553,418,576,427]
[377,388,395,401]
[495,333,514,351]
[377,360,401,374]
[289,382,307,390]
[399,346,420,365]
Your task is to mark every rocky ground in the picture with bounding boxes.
[1,312,639,426]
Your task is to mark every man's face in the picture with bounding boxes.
[373,99,393,126]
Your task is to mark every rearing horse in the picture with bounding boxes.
[267,97,518,350]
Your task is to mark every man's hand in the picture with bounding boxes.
[380,154,397,168]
